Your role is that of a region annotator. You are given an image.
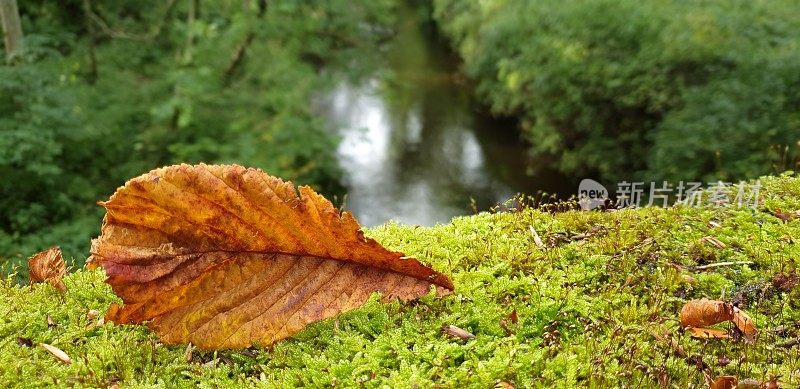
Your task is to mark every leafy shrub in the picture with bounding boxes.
[433,0,800,182]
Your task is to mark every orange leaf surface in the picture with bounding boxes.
[28,246,66,293]
[680,299,758,343]
[732,306,758,343]
[709,376,737,389]
[88,164,453,349]
[680,299,734,328]
[687,327,730,340]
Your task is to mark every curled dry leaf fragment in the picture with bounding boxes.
[680,299,733,328]
[40,343,71,364]
[442,324,475,340]
[709,376,737,389]
[680,299,757,343]
[28,246,66,293]
[88,164,453,350]
[731,306,757,343]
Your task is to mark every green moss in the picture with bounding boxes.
[1,174,799,387]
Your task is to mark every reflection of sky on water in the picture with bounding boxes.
[324,81,515,226]
[329,82,472,225]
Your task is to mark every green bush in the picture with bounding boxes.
[433,0,800,182]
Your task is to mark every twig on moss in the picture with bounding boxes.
[693,261,754,271]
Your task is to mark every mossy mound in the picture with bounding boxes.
[1,174,799,387]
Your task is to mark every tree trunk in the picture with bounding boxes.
[82,0,98,82]
[0,0,24,62]
[181,0,199,64]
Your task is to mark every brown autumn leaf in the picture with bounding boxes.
[680,299,757,343]
[87,164,453,350]
[708,376,737,389]
[28,246,66,293]
[680,299,734,328]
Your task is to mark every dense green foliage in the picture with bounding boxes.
[433,0,800,183]
[1,174,798,387]
[0,0,394,267]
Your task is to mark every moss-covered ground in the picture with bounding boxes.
[1,174,799,388]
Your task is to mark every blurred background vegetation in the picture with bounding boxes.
[432,0,800,181]
[1,0,798,270]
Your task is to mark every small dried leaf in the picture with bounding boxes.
[680,299,758,343]
[28,247,66,293]
[495,381,515,389]
[16,337,33,347]
[687,327,730,339]
[40,343,71,364]
[732,306,757,343]
[46,315,56,327]
[529,226,544,248]
[442,324,475,340]
[709,376,737,389]
[88,164,453,350]
[184,343,193,362]
[771,208,798,223]
[680,299,734,328]
[87,309,100,321]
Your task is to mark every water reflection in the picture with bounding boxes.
[318,13,572,226]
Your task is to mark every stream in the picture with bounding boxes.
[317,11,573,227]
